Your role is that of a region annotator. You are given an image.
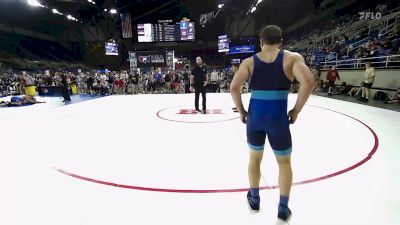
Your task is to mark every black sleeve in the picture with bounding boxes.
[191,67,195,76]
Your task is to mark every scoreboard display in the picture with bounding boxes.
[218,34,229,53]
[137,21,195,43]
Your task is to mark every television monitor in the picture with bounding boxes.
[231,59,241,64]
[105,42,118,56]
[218,35,229,53]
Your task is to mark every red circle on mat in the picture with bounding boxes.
[56,105,379,193]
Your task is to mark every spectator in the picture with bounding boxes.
[332,82,352,95]
[172,74,181,93]
[86,74,94,94]
[112,76,125,95]
[99,77,110,95]
[326,66,340,96]
[147,73,156,93]
[359,62,375,102]
[384,87,400,104]
[347,82,364,97]
[164,72,172,92]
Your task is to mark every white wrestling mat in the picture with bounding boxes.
[0,93,399,225]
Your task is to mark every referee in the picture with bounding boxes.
[190,56,208,114]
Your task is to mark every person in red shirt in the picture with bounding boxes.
[326,66,340,96]
[113,76,125,95]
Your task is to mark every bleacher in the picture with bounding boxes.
[287,5,400,70]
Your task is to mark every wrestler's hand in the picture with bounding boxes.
[288,109,299,124]
[240,110,247,124]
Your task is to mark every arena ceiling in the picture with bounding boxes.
[0,0,356,41]
[38,0,318,36]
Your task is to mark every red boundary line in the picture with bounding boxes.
[56,105,379,193]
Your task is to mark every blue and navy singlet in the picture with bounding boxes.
[246,49,293,155]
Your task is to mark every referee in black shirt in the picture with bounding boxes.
[60,72,71,102]
[190,56,208,114]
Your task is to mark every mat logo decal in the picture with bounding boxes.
[177,109,223,114]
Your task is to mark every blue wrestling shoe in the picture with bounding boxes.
[278,206,292,221]
[247,190,260,212]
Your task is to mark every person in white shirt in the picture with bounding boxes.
[360,62,375,102]
[100,74,108,82]
[210,69,219,83]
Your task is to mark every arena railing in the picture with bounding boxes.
[319,54,400,69]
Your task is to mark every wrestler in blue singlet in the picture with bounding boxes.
[247,49,292,156]
[11,96,22,103]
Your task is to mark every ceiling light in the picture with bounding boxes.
[257,0,262,5]
[110,9,117,14]
[52,9,63,15]
[218,4,224,9]
[27,0,44,7]
[67,15,77,21]
[251,6,256,13]
[104,9,108,12]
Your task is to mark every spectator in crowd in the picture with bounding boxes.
[376,4,387,13]
[326,66,340,96]
[147,73,156,93]
[291,77,300,93]
[210,69,219,83]
[332,82,352,95]
[86,73,94,94]
[347,82,364,97]
[77,73,86,94]
[384,87,400,104]
[359,62,375,102]
[311,67,320,82]
[133,72,140,94]
[164,71,172,92]
[112,76,125,95]
[313,79,324,92]
[155,72,162,90]
[98,76,110,95]
[172,73,181,93]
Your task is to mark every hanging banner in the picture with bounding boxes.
[129,52,137,71]
[166,50,174,70]
[135,51,167,68]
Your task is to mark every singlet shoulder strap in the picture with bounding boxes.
[249,55,258,81]
[277,49,284,60]
[252,54,260,62]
